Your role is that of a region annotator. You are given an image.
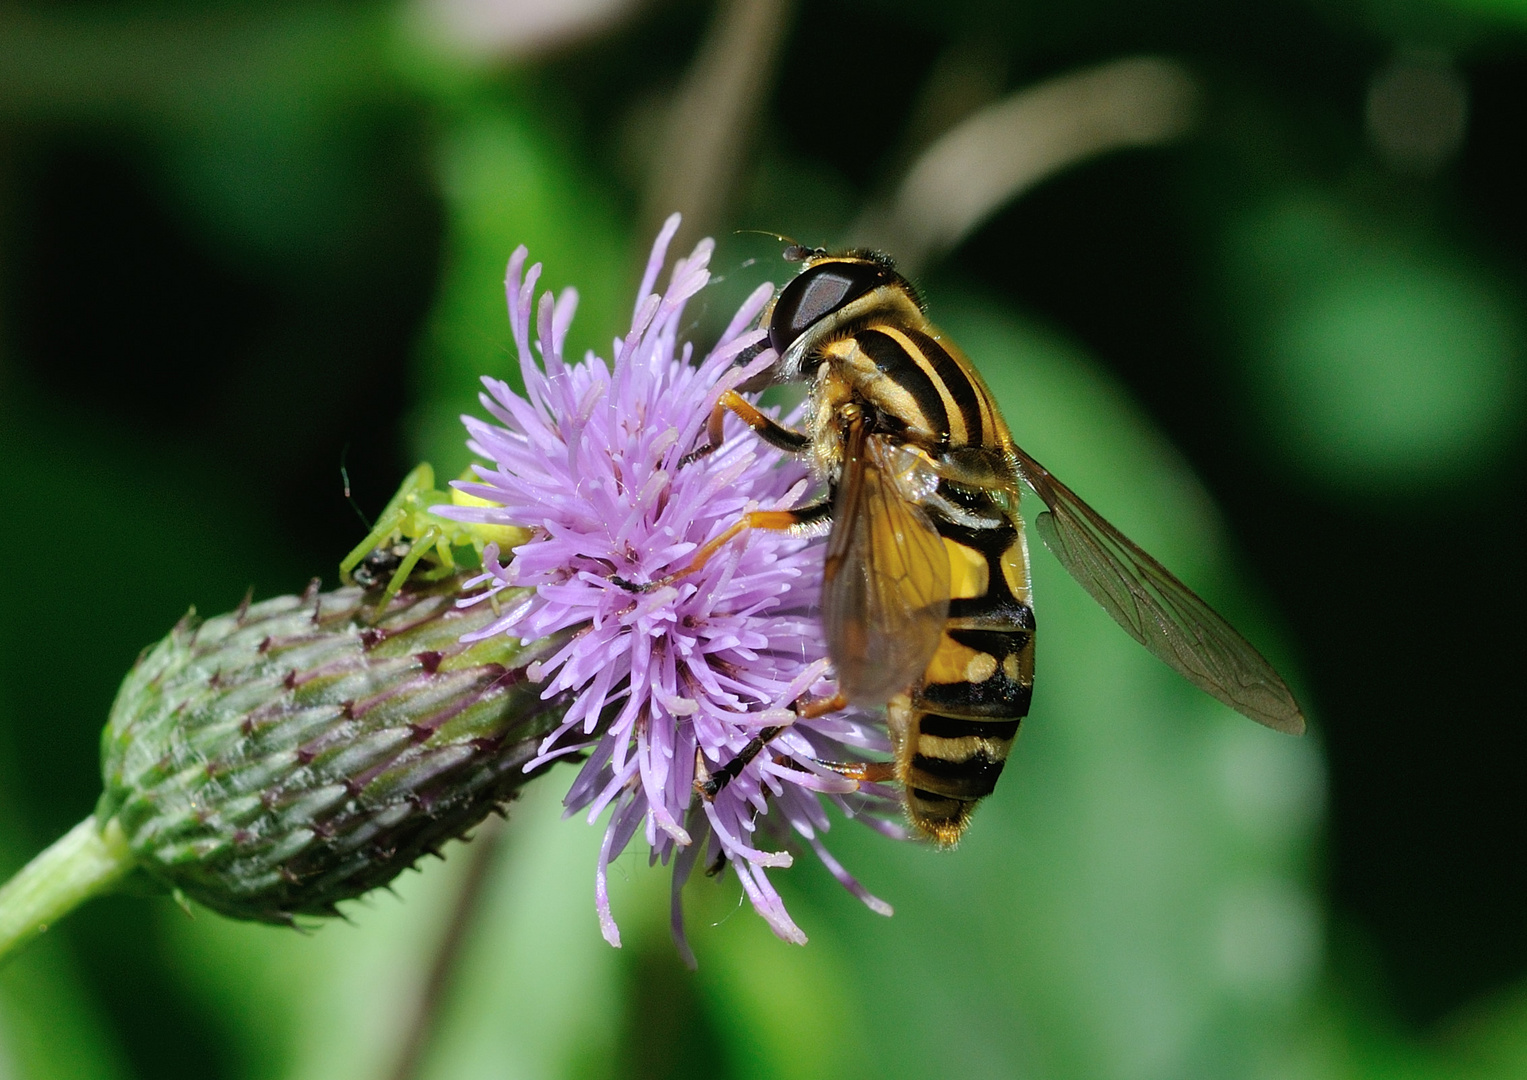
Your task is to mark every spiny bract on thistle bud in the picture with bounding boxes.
[438,213,902,960]
[97,578,570,924]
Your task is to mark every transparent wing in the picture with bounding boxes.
[1010,445,1305,735]
[823,422,952,707]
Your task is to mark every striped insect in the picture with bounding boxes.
[679,247,1304,845]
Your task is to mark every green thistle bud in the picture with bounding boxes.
[95,579,567,924]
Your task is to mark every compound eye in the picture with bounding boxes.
[768,264,881,357]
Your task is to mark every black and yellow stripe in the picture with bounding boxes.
[767,249,1036,845]
[822,324,997,451]
[749,244,1303,845]
[898,512,1034,845]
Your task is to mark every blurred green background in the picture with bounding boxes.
[1,0,1524,1077]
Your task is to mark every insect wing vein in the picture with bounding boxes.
[1012,447,1305,735]
[824,426,951,707]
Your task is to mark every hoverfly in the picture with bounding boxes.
[681,246,1304,845]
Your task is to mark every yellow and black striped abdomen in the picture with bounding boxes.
[891,498,1035,846]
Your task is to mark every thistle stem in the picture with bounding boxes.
[387,814,506,1080]
[0,816,135,967]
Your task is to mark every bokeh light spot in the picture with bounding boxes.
[1227,193,1524,491]
[1214,879,1322,1004]
[1366,51,1469,174]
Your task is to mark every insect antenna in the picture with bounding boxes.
[733,227,801,246]
[732,228,828,263]
[339,445,373,530]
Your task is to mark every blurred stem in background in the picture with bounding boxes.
[641,0,794,256]
[383,816,505,1080]
[851,55,1199,274]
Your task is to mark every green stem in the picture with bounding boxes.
[0,816,134,967]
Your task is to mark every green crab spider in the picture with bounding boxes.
[339,463,527,617]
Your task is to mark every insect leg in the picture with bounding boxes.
[339,463,439,583]
[814,759,898,783]
[697,725,784,799]
[340,506,405,583]
[680,389,810,466]
[769,691,900,783]
[617,499,832,592]
[375,528,441,618]
[795,692,847,719]
[419,532,460,581]
[697,690,859,799]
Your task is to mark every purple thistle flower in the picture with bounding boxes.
[441,214,900,960]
